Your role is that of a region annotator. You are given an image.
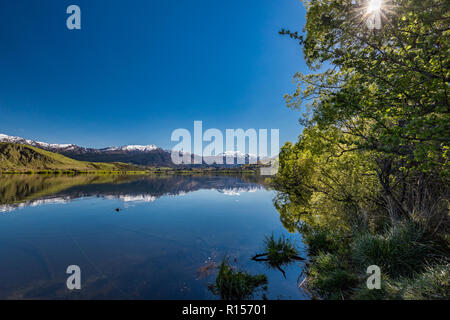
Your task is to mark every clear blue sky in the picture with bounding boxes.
[0,0,308,149]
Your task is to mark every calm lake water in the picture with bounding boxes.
[0,174,308,299]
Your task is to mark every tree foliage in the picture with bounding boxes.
[273,0,449,299]
[272,126,380,232]
[278,0,449,222]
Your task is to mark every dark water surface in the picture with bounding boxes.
[0,174,308,299]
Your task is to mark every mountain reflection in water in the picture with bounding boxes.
[0,174,265,213]
[0,174,308,300]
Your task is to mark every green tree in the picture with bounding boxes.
[280,0,449,222]
[272,126,381,233]
[272,0,450,299]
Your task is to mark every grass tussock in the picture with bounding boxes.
[399,263,450,300]
[251,234,304,278]
[307,252,358,299]
[352,221,438,277]
[301,221,449,300]
[352,263,450,300]
[209,258,268,300]
[262,234,301,268]
[302,228,343,255]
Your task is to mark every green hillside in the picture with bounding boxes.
[0,143,144,173]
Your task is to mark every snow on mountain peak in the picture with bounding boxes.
[35,141,76,149]
[0,133,27,143]
[0,133,78,150]
[122,145,158,151]
[104,145,158,152]
[0,133,159,153]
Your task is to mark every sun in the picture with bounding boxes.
[367,0,382,13]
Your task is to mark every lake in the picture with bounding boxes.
[0,174,308,299]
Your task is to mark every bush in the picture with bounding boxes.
[354,263,450,300]
[351,274,400,300]
[352,221,436,277]
[209,259,268,300]
[263,234,300,267]
[307,252,358,299]
[303,229,340,255]
[400,263,450,300]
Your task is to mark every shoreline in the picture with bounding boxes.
[0,169,260,175]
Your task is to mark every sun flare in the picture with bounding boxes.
[367,0,382,13]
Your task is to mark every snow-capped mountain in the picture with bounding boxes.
[0,133,159,154]
[0,133,274,168]
[0,133,175,167]
[102,145,158,152]
[0,134,79,152]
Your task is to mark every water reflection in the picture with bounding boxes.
[0,174,265,213]
[0,174,307,299]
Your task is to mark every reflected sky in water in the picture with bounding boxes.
[0,175,308,299]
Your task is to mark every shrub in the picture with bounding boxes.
[352,221,436,277]
[351,274,401,300]
[400,263,450,300]
[355,263,450,300]
[209,259,268,300]
[307,252,358,299]
[303,229,340,255]
[263,233,300,268]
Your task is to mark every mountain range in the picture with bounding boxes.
[0,133,265,168]
[0,142,142,172]
[0,133,158,154]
